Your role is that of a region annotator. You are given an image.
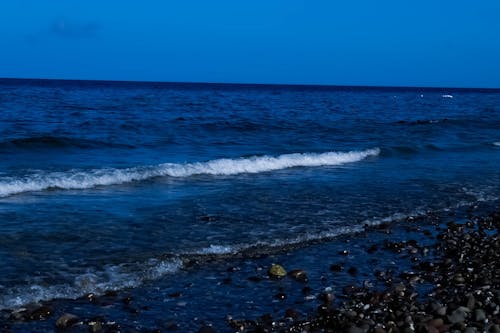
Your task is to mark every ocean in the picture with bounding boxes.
[0,78,499,331]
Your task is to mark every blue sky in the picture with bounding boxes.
[0,1,499,87]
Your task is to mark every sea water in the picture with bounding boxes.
[0,79,499,326]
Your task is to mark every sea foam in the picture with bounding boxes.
[0,258,182,310]
[0,148,379,197]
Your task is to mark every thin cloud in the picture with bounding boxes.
[49,19,101,39]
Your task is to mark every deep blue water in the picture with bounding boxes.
[0,79,499,320]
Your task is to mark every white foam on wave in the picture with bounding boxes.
[0,258,182,310]
[194,244,235,255]
[493,142,500,147]
[442,94,454,98]
[0,148,380,197]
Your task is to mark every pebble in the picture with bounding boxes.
[436,306,447,316]
[347,326,366,333]
[474,308,486,322]
[347,267,358,276]
[55,313,79,329]
[88,320,103,333]
[288,269,308,283]
[268,264,287,279]
[330,263,344,272]
[448,307,468,324]
[198,325,217,333]
[490,325,500,333]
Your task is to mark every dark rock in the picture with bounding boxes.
[466,295,476,310]
[374,328,387,333]
[319,292,334,304]
[200,215,218,222]
[490,325,500,333]
[55,313,79,329]
[288,269,308,283]
[164,320,179,331]
[453,273,465,284]
[85,293,98,303]
[302,286,312,294]
[198,325,216,333]
[436,306,447,317]
[367,244,378,253]
[9,304,53,321]
[347,267,358,276]
[447,307,469,324]
[474,308,486,322]
[88,319,103,333]
[104,290,118,298]
[248,276,262,282]
[330,264,344,272]
[284,308,299,320]
[122,296,133,305]
[427,318,443,329]
[28,305,53,320]
[347,326,366,333]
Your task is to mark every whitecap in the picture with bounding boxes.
[0,148,380,197]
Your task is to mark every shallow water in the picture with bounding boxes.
[0,79,499,313]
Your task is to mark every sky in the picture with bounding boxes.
[0,1,499,88]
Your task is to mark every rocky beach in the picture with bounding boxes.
[1,202,499,333]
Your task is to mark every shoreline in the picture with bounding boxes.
[229,208,500,333]
[1,202,499,332]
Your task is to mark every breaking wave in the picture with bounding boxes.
[0,148,380,197]
[0,258,183,310]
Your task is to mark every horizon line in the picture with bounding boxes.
[1,76,499,91]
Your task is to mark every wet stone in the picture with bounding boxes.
[447,307,468,324]
[288,269,308,283]
[198,325,217,333]
[347,266,358,276]
[248,276,262,282]
[319,292,334,304]
[284,308,299,320]
[347,326,366,333]
[464,327,478,333]
[474,309,486,322]
[466,295,476,310]
[490,325,500,333]
[55,313,79,329]
[268,264,287,279]
[88,319,103,333]
[330,264,344,272]
[10,304,54,322]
